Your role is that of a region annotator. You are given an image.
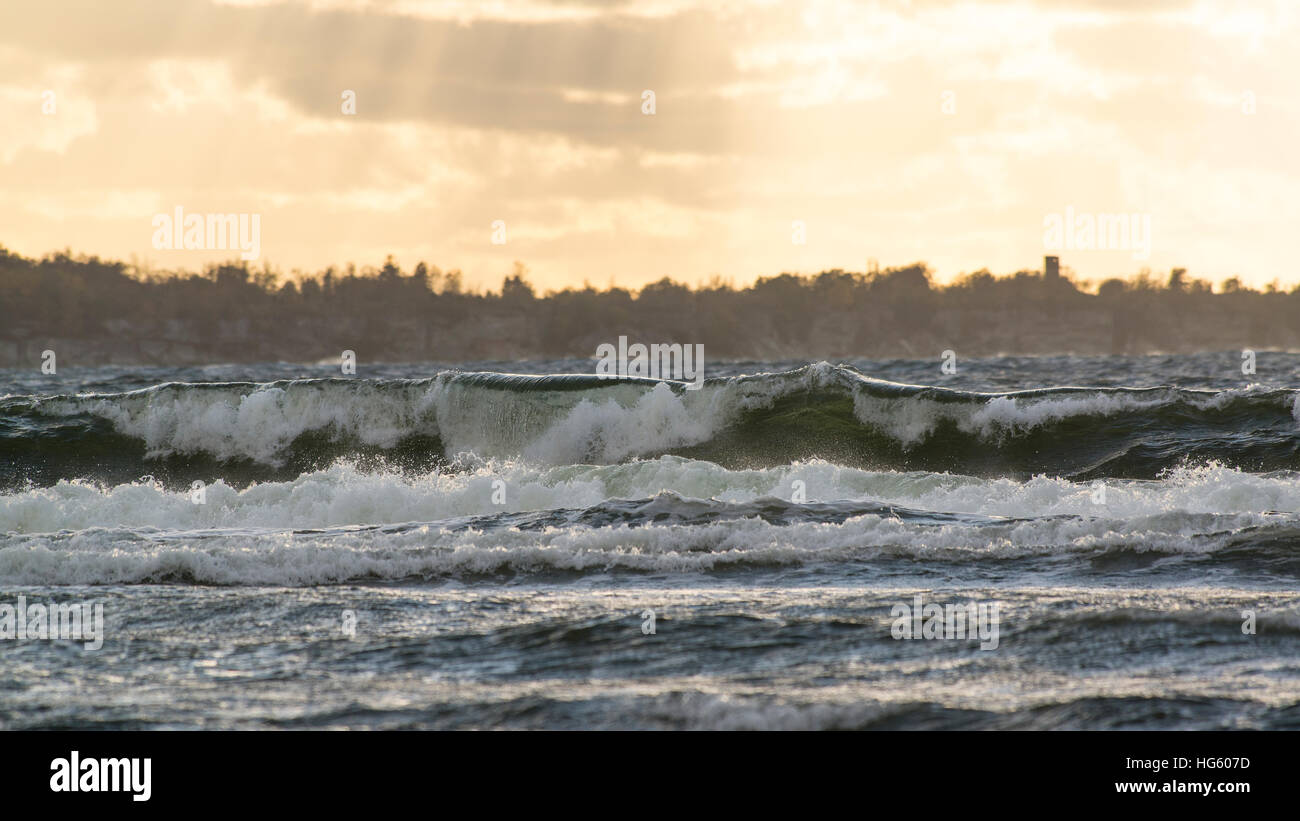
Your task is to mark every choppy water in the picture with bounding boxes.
[2,353,1298,729]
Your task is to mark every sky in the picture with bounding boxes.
[1,0,1298,292]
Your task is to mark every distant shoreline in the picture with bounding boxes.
[3,247,1296,366]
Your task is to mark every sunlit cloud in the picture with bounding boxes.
[1,0,1297,291]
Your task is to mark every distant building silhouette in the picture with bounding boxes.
[1045,255,1060,281]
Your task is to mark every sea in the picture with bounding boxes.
[1,352,1298,729]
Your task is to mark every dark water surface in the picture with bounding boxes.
[2,353,1297,729]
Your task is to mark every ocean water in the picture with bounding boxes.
[2,352,1299,730]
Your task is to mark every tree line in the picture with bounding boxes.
[1,245,1297,364]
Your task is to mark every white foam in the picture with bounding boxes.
[53,381,435,464]
[3,458,1298,536]
[521,383,717,463]
[851,390,1171,446]
[37,368,1300,465]
[2,457,1298,585]
[0,499,1281,586]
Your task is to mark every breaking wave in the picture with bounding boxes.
[4,363,1300,487]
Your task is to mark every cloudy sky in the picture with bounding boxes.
[2,0,1297,292]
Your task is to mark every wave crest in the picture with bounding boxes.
[4,364,1299,485]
